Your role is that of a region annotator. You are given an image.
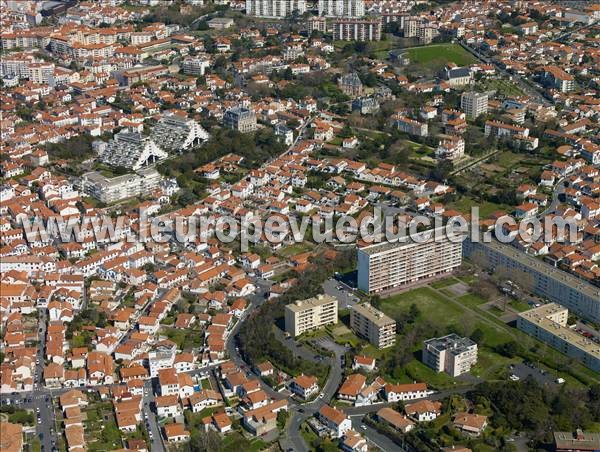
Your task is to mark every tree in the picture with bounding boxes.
[429,159,453,182]
[495,340,520,358]
[470,327,485,344]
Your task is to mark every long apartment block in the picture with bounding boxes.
[357,229,463,294]
[463,239,600,323]
[517,303,600,373]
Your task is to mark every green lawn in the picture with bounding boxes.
[278,242,314,258]
[380,287,465,326]
[162,327,203,350]
[509,299,532,312]
[430,278,459,289]
[448,196,509,218]
[406,43,476,68]
[478,78,524,97]
[456,293,487,309]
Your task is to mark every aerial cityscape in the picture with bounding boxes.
[0,0,599,451]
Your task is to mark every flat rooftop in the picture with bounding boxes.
[351,303,394,327]
[358,228,463,256]
[519,304,600,357]
[424,333,476,355]
[481,240,600,299]
[286,294,338,313]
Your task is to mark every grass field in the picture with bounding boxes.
[406,43,477,68]
[448,195,509,218]
[478,78,524,97]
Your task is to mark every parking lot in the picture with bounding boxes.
[322,278,360,309]
[508,362,560,387]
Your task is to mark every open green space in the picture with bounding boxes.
[448,195,509,218]
[477,78,524,97]
[372,283,599,388]
[406,43,477,68]
[430,278,459,289]
[278,242,315,258]
[380,287,465,326]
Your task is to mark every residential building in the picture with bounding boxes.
[350,303,396,349]
[435,135,465,160]
[517,304,600,373]
[383,382,429,402]
[150,112,210,153]
[163,423,190,443]
[80,167,162,204]
[99,131,167,170]
[207,17,234,29]
[554,430,600,452]
[376,407,415,433]
[242,399,288,436]
[422,334,478,377]
[182,55,210,75]
[223,107,257,133]
[453,412,487,436]
[307,16,327,33]
[461,91,488,119]
[246,0,306,18]
[341,430,368,452]
[352,97,379,115]
[338,72,363,97]
[543,65,574,92]
[317,404,352,438]
[405,400,442,422]
[394,115,428,136]
[463,239,600,323]
[357,229,463,294]
[318,0,364,17]
[332,19,382,42]
[290,374,319,399]
[284,294,338,337]
[148,348,176,378]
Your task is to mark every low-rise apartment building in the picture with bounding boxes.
[80,167,162,204]
[517,303,600,373]
[422,334,478,377]
[350,303,396,349]
[285,295,338,337]
[394,115,428,137]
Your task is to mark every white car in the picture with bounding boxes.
[509,374,520,381]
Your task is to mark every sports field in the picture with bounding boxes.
[406,43,477,68]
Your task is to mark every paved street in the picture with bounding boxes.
[142,379,165,452]
[279,336,345,452]
[349,415,406,452]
